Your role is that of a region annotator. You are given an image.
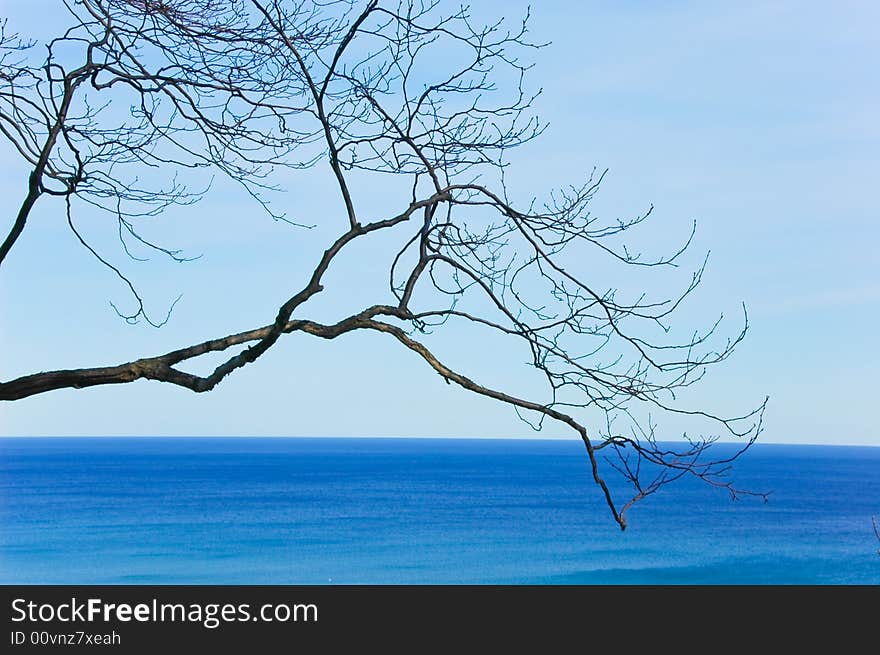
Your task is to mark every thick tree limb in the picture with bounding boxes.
[0,306,394,401]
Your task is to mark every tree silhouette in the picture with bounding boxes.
[0,0,767,529]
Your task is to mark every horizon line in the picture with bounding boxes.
[0,434,877,448]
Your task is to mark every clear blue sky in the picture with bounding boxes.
[1,1,877,444]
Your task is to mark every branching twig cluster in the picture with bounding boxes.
[0,0,767,529]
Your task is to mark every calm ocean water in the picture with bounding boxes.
[0,437,878,584]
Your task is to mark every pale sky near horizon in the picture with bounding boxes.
[1,1,878,445]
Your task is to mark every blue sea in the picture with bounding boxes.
[1,437,878,584]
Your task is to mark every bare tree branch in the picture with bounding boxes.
[0,0,767,529]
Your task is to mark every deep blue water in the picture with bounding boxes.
[1,437,878,584]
